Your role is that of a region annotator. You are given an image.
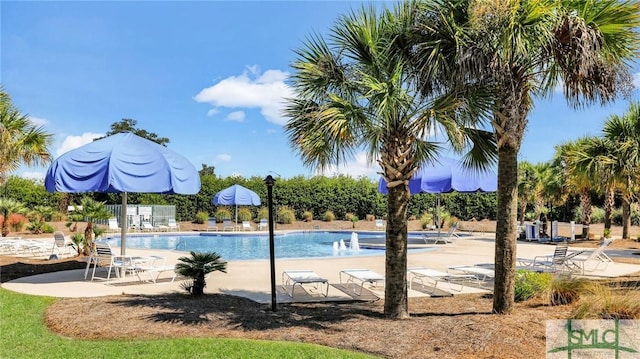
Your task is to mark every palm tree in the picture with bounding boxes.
[407,0,640,314]
[556,138,600,240]
[602,102,640,239]
[517,161,537,225]
[285,3,496,318]
[0,198,27,237]
[74,197,113,254]
[175,251,227,296]
[0,87,53,185]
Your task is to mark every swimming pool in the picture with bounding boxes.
[99,231,435,261]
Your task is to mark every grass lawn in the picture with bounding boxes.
[0,288,376,359]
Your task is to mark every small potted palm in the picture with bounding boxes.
[175,251,227,296]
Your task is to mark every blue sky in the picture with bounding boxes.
[3,1,640,181]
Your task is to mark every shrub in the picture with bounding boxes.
[8,214,27,232]
[215,207,232,221]
[257,207,269,221]
[420,213,434,230]
[448,215,459,228]
[548,277,590,306]
[366,214,375,222]
[323,210,335,222]
[194,211,208,224]
[302,211,313,222]
[590,206,605,224]
[603,228,611,239]
[344,212,355,221]
[175,251,227,296]
[237,207,252,222]
[27,221,44,234]
[571,283,640,319]
[51,211,66,221]
[514,270,552,302]
[278,206,295,224]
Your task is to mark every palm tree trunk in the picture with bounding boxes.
[622,198,631,240]
[604,188,614,230]
[384,183,409,319]
[580,189,591,239]
[493,146,518,314]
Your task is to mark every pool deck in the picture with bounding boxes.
[3,232,640,303]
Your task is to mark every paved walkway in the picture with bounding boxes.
[3,234,640,303]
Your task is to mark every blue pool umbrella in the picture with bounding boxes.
[45,132,201,254]
[212,184,261,225]
[378,157,496,233]
[378,157,497,195]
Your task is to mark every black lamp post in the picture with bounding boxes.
[264,175,277,311]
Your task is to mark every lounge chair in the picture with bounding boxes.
[85,243,132,281]
[107,218,120,233]
[422,223,458,245]
[374,219,385,231]
[408,267,477,292]
[517,242,583,273]
[339,269,384,296]
[447,265,495,285]
[167,218,180,231]
[568,238,615,274]
[206,217,218,231]
[282,270,329,298]
[141,221,155,232]
[133,256,176,284]
[222,219,234,231]
[258,218,268,231]
[51,231,74,257]
[241,221,253,231]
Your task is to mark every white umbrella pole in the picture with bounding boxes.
[120,192,127,256]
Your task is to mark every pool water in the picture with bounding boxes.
[100,231,434,261]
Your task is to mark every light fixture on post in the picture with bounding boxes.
[264,175,277,312]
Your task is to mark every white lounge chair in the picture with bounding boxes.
[447,265,495,283]
[241,221,253,231]
[167,218,180,231]
[141,221,155,232]
[408,267,476,292]
[258,218,268,231]
[339,269,384,296]
[107,218,120,233]
[222,219,234,231]
[517,242,583,273]
[51,231,74,257]
[85,243,132,281]
[374,219,385,230]
[568,238,615,274]
[282,270,329,298]
[133,256,176,284]
[422,223,458,245]
[206,217,218,231]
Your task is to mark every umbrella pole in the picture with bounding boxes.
[120,192,127,256]
[437,194,441,237]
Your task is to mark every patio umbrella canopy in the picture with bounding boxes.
[378,157,497,232]
[44,132,201,254]
[212,184,261,224]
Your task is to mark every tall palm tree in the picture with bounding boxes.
[407,0,640,313]
[517,161,537,225]
[603,102,640,239]
[0,87,53,184]
[285,3,496,318]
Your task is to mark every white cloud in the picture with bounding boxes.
[20,171,45,181]
[29,116,48,127]
[633,72,640,88]
[319,152,379,178]
[216,153,232,162]
[207,108,219,117]
[226,111,245,122]
[194,66,293,125]
[56,132,104,156]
